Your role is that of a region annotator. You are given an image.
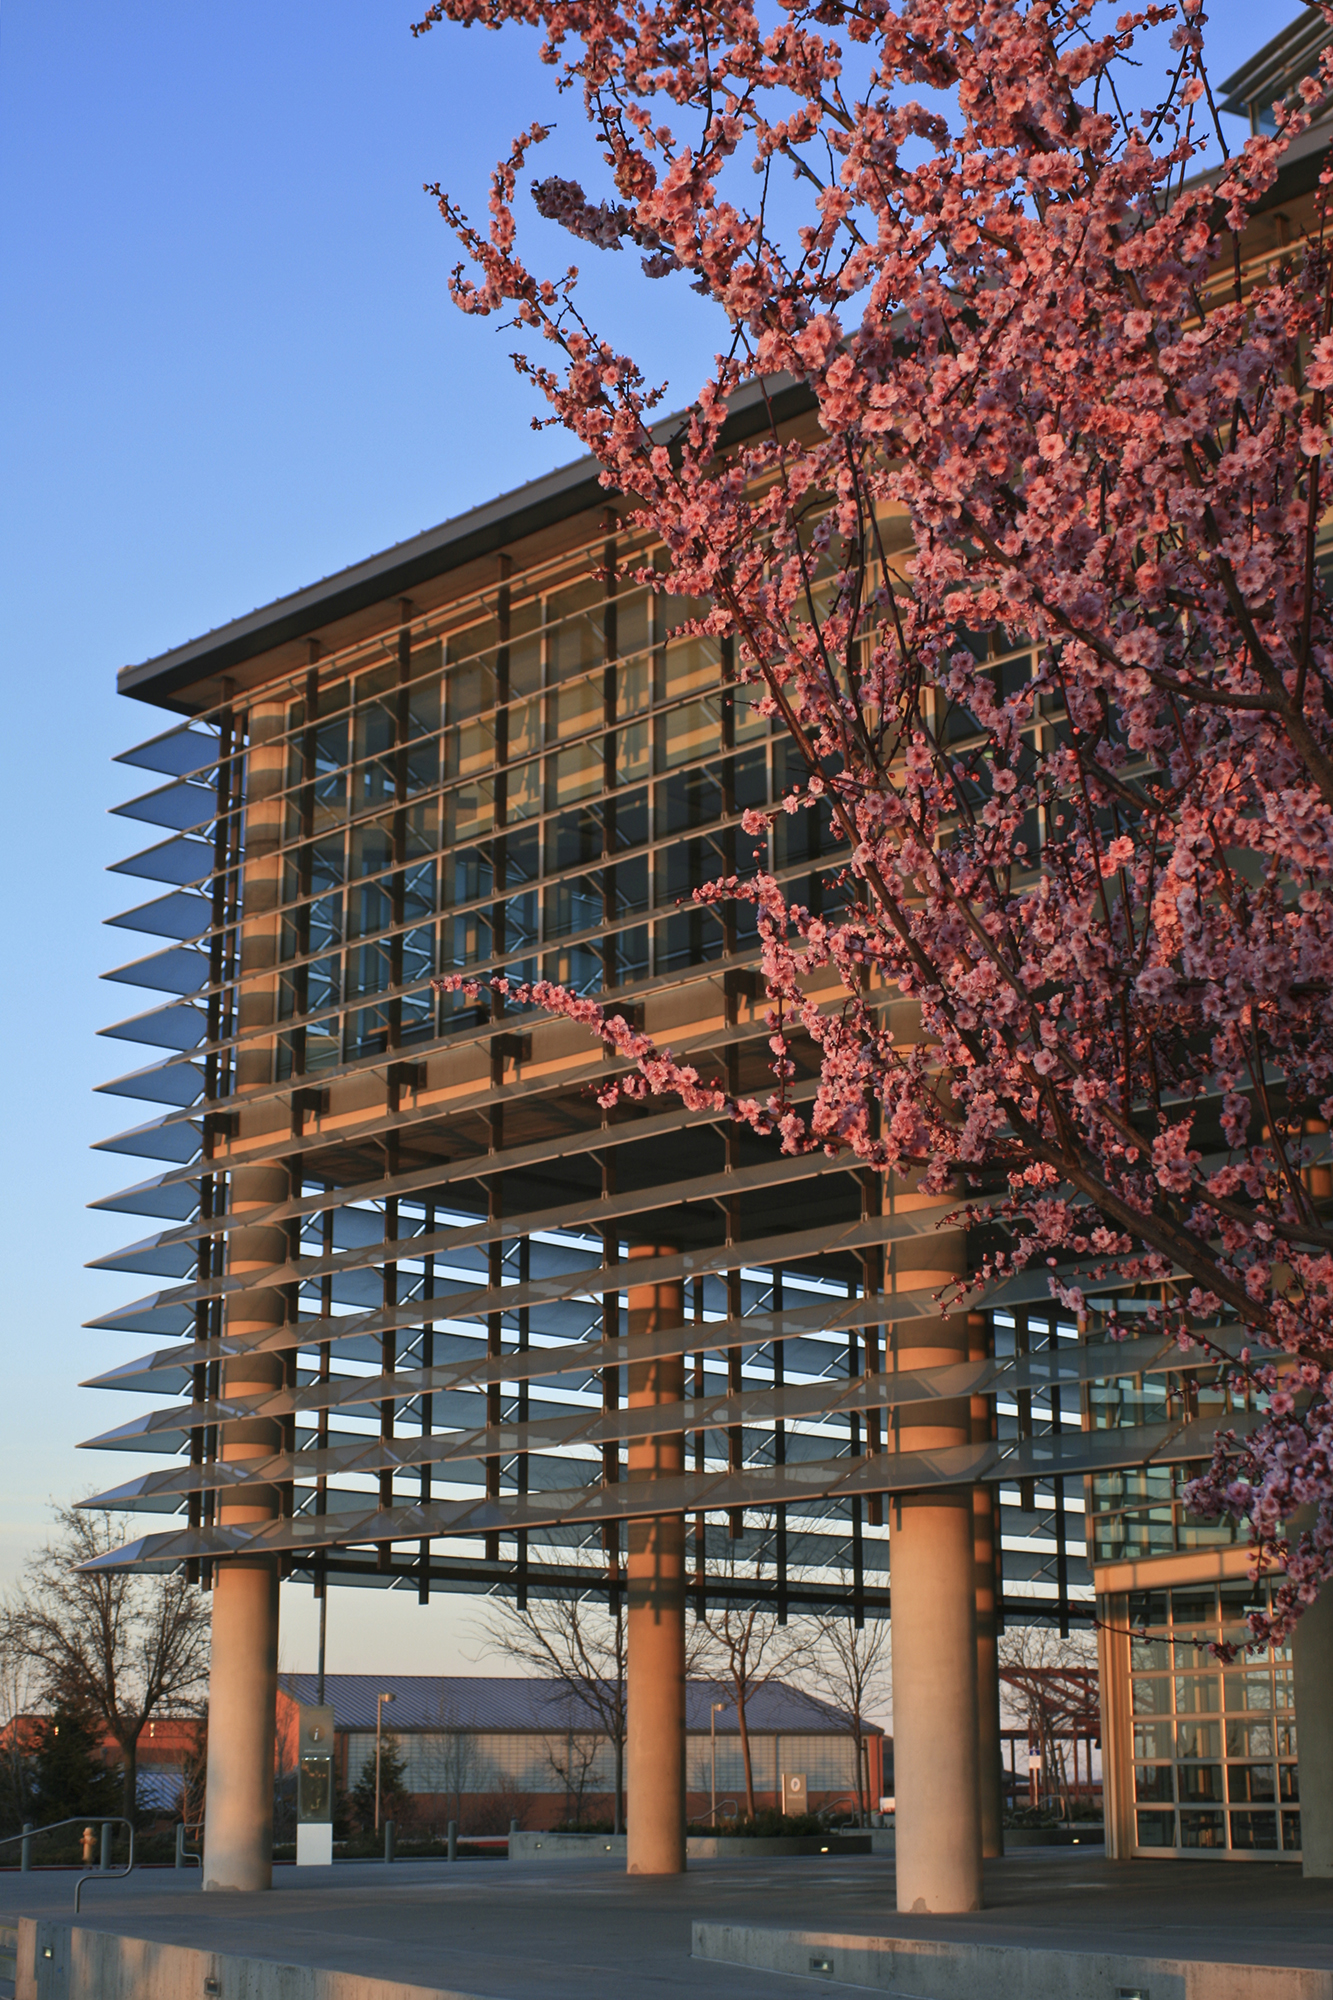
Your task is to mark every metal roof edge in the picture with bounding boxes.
[117,376,813,713]
[1220,7,1327,114]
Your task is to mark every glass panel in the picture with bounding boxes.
[506,758,541,821]
[660,699,719,770]
[1178,1808,1226,1849]
[1224,1673,1273,1713]
[1225,1718,1274,1759]
[549,742,604,809]
[1229,1810,1278,1851]
[1175,1677,1221,1714]
[1175,1721,1220,1760]
[446,779,495,843]
[1177,1765,1223,1803]
[1282,1811,1302,1851]
[1279,1764,1299,1801]
[1135,1810,1175,1848]
[1227,1764,1276,1803]
[297,1754,332,1823]
[661,634,721,699]
[734,687,769,742]
[615,590,651,661]
[1134,1764,1174,1803]
[1131,1677,1172,1716]
[1133,1721,1172,1760]
[507,697,541,763]
[547,580,606,680]
[1131,1636,1171,1671]
[616,722,650,788]
[542,943,603,994]
[549,675,603,743]
[615,656,651,717]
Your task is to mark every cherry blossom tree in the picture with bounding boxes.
[418,0,1333,1643]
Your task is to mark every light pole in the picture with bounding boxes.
[710,1702,727,1825]
[375,1692,396,1832]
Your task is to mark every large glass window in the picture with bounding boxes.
[1127,1582,1298,1858]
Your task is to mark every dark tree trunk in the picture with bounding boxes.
[736,1686,756,1818]
[119,1735,138,1826]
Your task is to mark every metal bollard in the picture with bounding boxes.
[175,1823,186,1869]
[100,1822,113,1872]
[20,1822,32,1874]
[447,1820,457,1863]
[384,1820,396,1865]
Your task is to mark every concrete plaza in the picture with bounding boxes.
[2,1847,1332,1999]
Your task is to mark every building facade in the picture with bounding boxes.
[277,1674,884,1832]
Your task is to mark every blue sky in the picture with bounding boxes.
[0,0,1304,1675]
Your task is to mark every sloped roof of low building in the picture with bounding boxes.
[278,1673,880,1736]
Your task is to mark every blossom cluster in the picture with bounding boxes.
[419,0,1333,1641]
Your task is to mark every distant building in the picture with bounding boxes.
[277,1675,885,1831]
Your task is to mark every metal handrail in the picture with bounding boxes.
[693,1799,739,1828]
[0,1816,135,1912]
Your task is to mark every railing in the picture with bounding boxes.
[0,1816,135,1913]
[693,1800,739,1828]
[175,1821,203,1870]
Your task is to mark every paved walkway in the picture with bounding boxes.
[2,1848,1331,1998]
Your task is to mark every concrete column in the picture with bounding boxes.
[1294,1581,1333,1878]
[625,1243,686,1876]
[887,1220,982,1912]
[203,701,287,1894]
[969,1315,1004,1859]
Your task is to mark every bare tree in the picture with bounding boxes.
[544,1711,605,1830]
[5,1507,209,1820]
[431,1696,494,1832]
[0,1617,40,1832]
[798,1601,890,1826]
[481,1591,628,1833]
[692,1536,803,1819]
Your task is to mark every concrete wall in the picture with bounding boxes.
[692,1921,1333,2000]
[16,1918,490,2000]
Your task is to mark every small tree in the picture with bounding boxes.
[350,1734,409,1835]
[6,1507,208,1821]
[30,1709,121,1828]
[482,1591,628,1833]
[798,1603,890,1826]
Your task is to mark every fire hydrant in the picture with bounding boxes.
[81,1826,96,1865]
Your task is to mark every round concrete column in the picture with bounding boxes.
[1294,1580,1333,1877]
[969,1316,1004,1859]
[625,1243,686,1876]
[887,1220,982,1913]
[203,700,287,1894]
[202,1181,286,1893]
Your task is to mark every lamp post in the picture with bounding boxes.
[375,1692,396,1832]
[710,1702,727,1825]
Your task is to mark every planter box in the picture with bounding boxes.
[509,1831,874,1861]
[511,1832,625,1858]
[689,1834,872,1858]
[1003,1826,1104,1847]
